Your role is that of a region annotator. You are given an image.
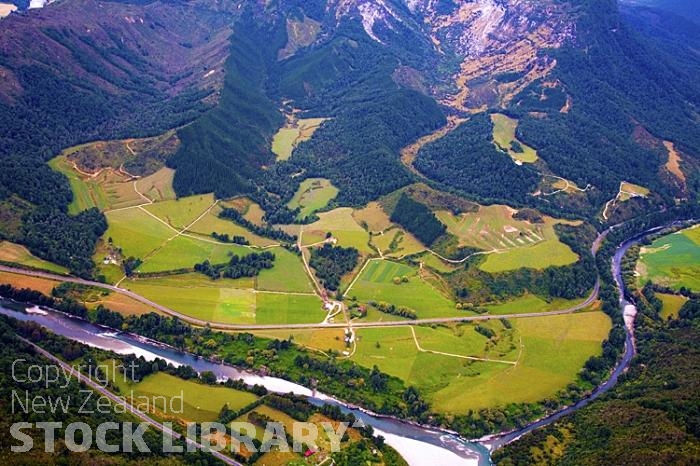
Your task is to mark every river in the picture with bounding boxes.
[0,225,670,465]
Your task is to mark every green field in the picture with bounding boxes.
[491,113,538,164]
[104,208,176,259]
[637,226,700,291]
[255,293,325,324]
[256,248,315,293]
[371,228,425,258]
[126,271,323,325]
[348,259,463,318]
[657,293,688,320]
[0,241,68,274]
[298,207,372,253]
[143,194,215,230]
[186,203,278,247]
[436,205,578,272]
[430,311,611,412]
[484,294,588,315]
[287,178,339,219]
[138,235,251,273]
[108,370,258,423]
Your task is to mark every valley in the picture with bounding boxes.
[0,0,699,465]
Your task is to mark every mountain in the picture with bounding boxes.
[0,0,698,275]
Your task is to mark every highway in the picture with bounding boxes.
[0,265,600,330]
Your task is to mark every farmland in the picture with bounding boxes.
[491,113,538,164]
[347,259,463,319]
[294,207,372,254]
[287,178,339,219]
[0,241,68,274]
[435,205,578,272]
[657,293,688,320]
[636,225,700,291]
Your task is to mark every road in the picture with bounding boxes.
[0,265,600,331]
[18,336,241,466]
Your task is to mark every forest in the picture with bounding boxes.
[309,244,359,291]
[390,193,447,247]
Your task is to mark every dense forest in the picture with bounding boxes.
[309,244,359,291]
[390,193,447,247]
[414,114,541,205]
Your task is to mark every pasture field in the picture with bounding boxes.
[352,202,393,232]
[429,311,611,412]
[271,117,327,161]
[137,235,250,273]
[256,248,315,293]
[637,225,700,291]
[287,178,339,219]
[221,197,266,226]
[126,276,257,324]
[247,328,347,353]
[186,204,277,247]
[0,271,61,295]
[299,208,372,253]
[491,113,538,164]
[371,228,425,258]
[0,241,68,274]
[104,208,175,259]
[255,293,325,324]
[134,167,176,202]
[143,194,215,230]
[436,205,578,272]
[107,370,258,423]
[347,259,462,319]
[417,252,460,273]
[657,293,688,320]
[483,294,589,315]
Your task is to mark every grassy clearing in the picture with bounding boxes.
[618,181,650,202]
[430,311,611,412]
[185,203,278,247]
[637,226,700,291]
[491,113,538,164]
[287,178,339,219]
[436,205,578,272]
[143,194,215,230]
[108,370,258,423]
[134,167,176,202]
[349,260,462,319]
[290,179,337,219]
[657,293,688,320]
[256,248,315,293]
[255,293,325,324]
[352,202,393,232]
[0,241,68,274]
[299,208,371,253]
[271,117,326,161]
[221,197,266,226]
[484,294,588,315]
[417,252,460,274]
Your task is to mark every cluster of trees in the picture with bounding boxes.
[219,207,296,243]
[211,232,250,246]
[390,193,446,246]
[309,244,359,291]
[372,301,417,320]
[194,251,275,280]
